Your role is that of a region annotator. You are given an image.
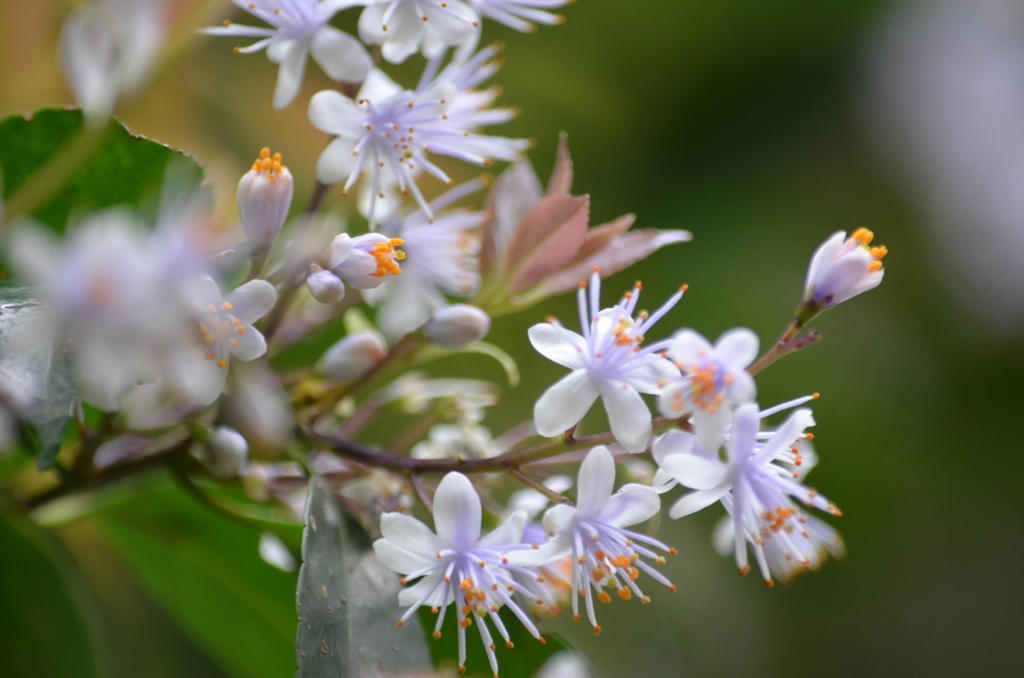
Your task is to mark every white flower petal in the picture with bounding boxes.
[752,407,815,466]
[527,323,585,370]
[315,136,360,185]
[373,539,431,575]
[575,446,616,518]
[380,511,443,557]
[598,484,660,528]
[433,472,481,547]
[597,381,652,454]
[693,407,730,454]
[713,328,759,369]
[728,369,756,403]
[308,90,366,137]
[667,328,713,366]
[668,485,730,519]
[225,279,277,325]
[625,355,681,394]
[659,452,729,491]
[651,430,695,467]
[479,509,526,548]
[272,40,309,109]
[533,370,598,437]
[397,571,448,607]
[310,26,372,82]
[725,403,761,464]
[231,327,267,362]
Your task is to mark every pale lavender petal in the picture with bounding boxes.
[597,381,652,453]
[433,472,481,547]
[527,323,585,370]
[575,446,616,518]
[533,370,598,437]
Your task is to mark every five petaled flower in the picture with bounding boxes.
[373,472,549,676]
[658,327,758,453]
[652,403,842,586]
[510,446,676,633]
[529,270,683,453]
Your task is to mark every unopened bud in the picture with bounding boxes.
[237,147,294,249]
[802,229,885,313]
[424,304,490,349]
[320,331,387,383]
[203,426,248,479]
[306,268,345,304]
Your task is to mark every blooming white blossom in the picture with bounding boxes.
[204,0,372,109]
[529,271,683,453]
[652,403,842,586]
[179,276,277,406]
[364,181,486,338]
[358,0,479,64]
[803,228,887,311]
[510,446,675,632]
[308,55,527,222]
[327,232,405,289]
[658,328,758,453]
[237,147,294,249]
[466,0,568,33]
[410,421,499,460]
[59,0,165,114]
[372,472,548,675]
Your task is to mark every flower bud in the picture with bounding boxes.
[203,426,248,479]
[306,268,345,304]
[237,147,293,249]
[803,228,886,312]
[320,331,387,383]
[327,233,405,290]
[424,304,491,349]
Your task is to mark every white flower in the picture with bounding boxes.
[319,330,387,382]
[529,271,683,453]
[510,447,675,633]
[410,421,499,460]
[364,180,485,338]
[204,0,372,109]
[424,304,490,348]
[803,228,887,310]
[358,0,479,64]
[466,0,568,33]
[178,276,277,406]
[652,403,842,586]
[658,328,758,452]
[327,232,405,289]
[308,56,527,222]
[372,472,548,675]
[8,210,196,411]
[237,147,294,249]
[59,0,165,114]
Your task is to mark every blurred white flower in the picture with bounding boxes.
[237,147,294,250]
[410,421,499,460]
[802,229,886,311]
[424,304,490,348]
[529,271,682,453]
[328,232,405,289]
[466,0,567,33]
[320,330,387,383]
[204,0,372,109]
[59,0,165,114]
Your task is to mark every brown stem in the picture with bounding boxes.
[410,473,433,516]
[749,318,804,376]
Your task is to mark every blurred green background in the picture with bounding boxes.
[2,0,1022,676]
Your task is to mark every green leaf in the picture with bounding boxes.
[94,476,300,678]
[296,476,431,678]
[418,341,521,387]
[0,510,105,678]
[0,108,204,232]
[0,289,77,470]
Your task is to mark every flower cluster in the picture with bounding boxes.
[0,2,889,677]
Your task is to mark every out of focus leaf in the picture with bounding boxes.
[94,477,299,678]
[0,510,104,678]
[504,194,590,292]
[0,289,76,470]
[546,132,574,197]
[296,476,431,678]
[0,107,204,231]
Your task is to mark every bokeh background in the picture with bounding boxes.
[2,0,1023,676]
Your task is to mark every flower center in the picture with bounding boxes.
[195,301,244,369]
[369,238,406,277]
[251,147,286,183]
[848,228,887,273]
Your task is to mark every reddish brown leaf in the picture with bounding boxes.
[480,161,543,276]
[505,194,590,292]
[546,132,574,196]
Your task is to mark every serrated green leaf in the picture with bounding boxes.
[0,107,204,233]
[95,477,299,678]
[296,476,431,678]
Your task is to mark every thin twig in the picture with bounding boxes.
[507,467,570,504]
[410,473,433,516]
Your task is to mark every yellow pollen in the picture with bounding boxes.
[868,260,882,272]
[506,641,514,649]
[739,565,751,576]
[573,614,581,623]
[217,359,228,368]
[395,620,404,627]
[851,228,874,245]
[251,147,286,178]
[597,591,611,604]
[870,245,888,259]
[433,630,441,639]
[222,301,233,310]
[618,588,632,600]
[594,625,602,635]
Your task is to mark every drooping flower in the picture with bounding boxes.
[364,180,486,338]
[308,56,527,223]
[529,271,683,453]
[177,276,277,406]
[803,228,887,311]
[658,328,758,452]
[357,0,479,64]
[510,446,675,633]
[466,0,568,33]
[237,147,294,251]
[327,232,405,289]
[372,472,548,676]
[652,403,842,586]
[204,0,372,109]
